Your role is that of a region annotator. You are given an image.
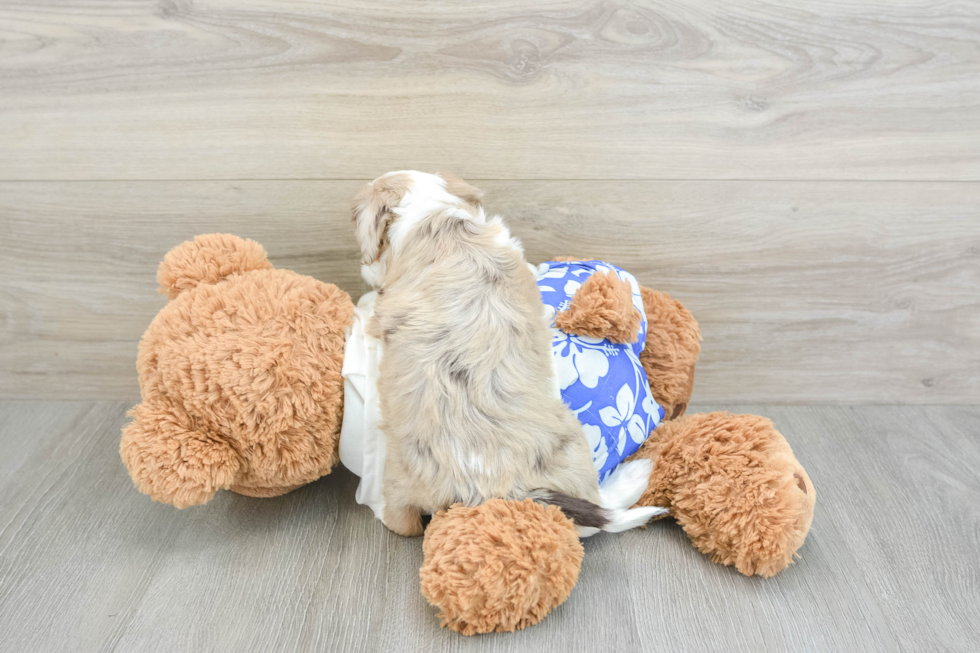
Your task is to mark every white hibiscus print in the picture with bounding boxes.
[553,332,609,390]
[535,264,568,281]
[641,389,657,417]
[581,423,608,471]
[600,384,648,455]
[536,264,570,294]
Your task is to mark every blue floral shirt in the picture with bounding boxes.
[535,260,666,482]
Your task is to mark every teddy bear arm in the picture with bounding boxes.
[638,286,702,420]
[553,270,642,344]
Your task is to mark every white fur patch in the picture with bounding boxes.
[361,260,385,287]
[360,171,490,290]
[597,459,667,534]
[491,217,524,254]
[599,458,653,510]
[386,171,486,256]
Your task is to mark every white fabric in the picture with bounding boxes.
[338,291,387,521]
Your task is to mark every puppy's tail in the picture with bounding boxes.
[531,459,667,537]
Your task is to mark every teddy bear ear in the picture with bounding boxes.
[156,233,273,300]
[120,401,241,508]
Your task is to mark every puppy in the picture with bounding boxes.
[352,171,659,537]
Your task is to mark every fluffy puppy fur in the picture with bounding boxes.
[352,171,659,537]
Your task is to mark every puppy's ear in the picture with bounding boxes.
[352,174,412,264]
[439,172,484,206]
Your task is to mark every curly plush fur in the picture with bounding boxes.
[156,233,273,300]
[554,270,641,344]
[638,287,701,420]
[420,499,583,635]
[629,412,815,578]
[120,234,354,507]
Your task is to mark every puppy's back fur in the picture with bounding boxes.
[373,210,603,534]
[354,171,661,537]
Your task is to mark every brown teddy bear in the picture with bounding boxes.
[120,233,815,635]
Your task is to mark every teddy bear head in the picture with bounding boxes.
[120,234,353,507]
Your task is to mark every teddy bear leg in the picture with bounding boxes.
[629,412,815,577]
[120,401,241,508]
[420,499,584,635]
[638,287,701,421]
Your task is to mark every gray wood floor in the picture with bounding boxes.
[1,401,977,652]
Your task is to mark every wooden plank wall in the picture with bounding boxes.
[1,1,978,402]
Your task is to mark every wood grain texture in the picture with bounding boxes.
[1,1,979,180]
[0,401,977,652]
[2,180,977,402]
